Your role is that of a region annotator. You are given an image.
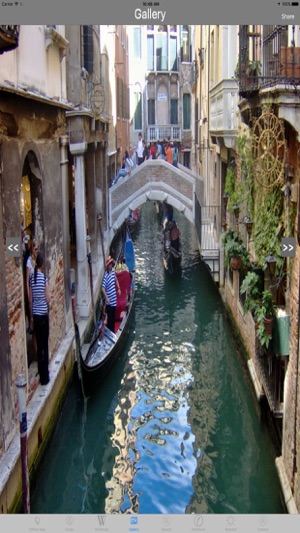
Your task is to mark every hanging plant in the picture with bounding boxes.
[239,271,262,315]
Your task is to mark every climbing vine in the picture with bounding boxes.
[236,134,254,218]
[224,133,254,216]
[253,182,285,274]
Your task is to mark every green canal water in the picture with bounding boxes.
[31,202,285,514]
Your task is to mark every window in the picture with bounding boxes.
[133,27,141,59]
[170,99,178,125]
[181,25,191,62]
[183,93,191,129]
[81,25,94,72]
[195,99,198,144]
[156,27,168,71]
[170,36,178,71]
[147,35,154,70]
[183,151,191,169]
[134,91,142,130]
[148,99,155,125]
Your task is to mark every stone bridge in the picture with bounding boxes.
[109,159,202,237]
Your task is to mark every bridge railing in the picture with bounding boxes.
[146,126,181,143]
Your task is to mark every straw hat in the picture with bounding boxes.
[105,256,114,268]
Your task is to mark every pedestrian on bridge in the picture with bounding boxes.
[172,142,178,167]
[143,140,149,161]
[165,142,173,165]
[149,142,157,159]
[137,132,144,165]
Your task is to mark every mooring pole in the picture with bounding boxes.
[86,235,96,327]
[97,213,106,267]
[16,374,30,513]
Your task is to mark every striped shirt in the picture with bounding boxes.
[102,270,117,307]
[30,271,48,315]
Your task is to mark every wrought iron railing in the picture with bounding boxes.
[237,25,300,96]
[0,25,19,54]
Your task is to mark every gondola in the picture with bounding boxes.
[162,203,182,273]
[77,224,135,397]
[125,207,141,233]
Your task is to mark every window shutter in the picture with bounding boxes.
[83,25,94,72]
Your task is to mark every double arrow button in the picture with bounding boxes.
[6,238,21,257]
[281,237,296,257]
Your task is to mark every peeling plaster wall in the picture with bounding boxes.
[0,92,67,457]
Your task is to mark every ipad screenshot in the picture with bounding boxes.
[0,0,300,532]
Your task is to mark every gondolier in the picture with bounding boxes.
[101,256,121,332]
[78,226,135,397]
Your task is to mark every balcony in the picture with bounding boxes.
[0,25,19,54]
[209,79,239,148]
[237,26,300,98]
[261,45,300,88]
[146,125,181,143]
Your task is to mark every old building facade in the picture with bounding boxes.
[196,24,300,511]
[0,25,70,456]
[128,25,196,170]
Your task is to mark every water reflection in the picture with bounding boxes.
[31,201,285,514]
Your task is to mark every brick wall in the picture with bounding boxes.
[282,235,300,507]
[225,269,257,361]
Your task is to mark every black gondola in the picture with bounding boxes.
[77,225,135,397]
[162,203,182,273]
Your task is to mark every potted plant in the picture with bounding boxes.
[245,59,262,77]
[255,308,273,350]
[261,290,276,335]
[240,271,261,315]
[254,290,276,348]
[224,238,250,271]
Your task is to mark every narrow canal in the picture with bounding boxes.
[31,201,285,514]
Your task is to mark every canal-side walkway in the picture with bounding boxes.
[0,319,89,513]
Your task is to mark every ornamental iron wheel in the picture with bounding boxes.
[251,106,286,188]
[89,83,105,118]
[86,79,105,119]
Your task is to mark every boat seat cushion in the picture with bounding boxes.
[115,270,132,321]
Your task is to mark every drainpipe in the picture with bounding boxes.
[60,135,71,329]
